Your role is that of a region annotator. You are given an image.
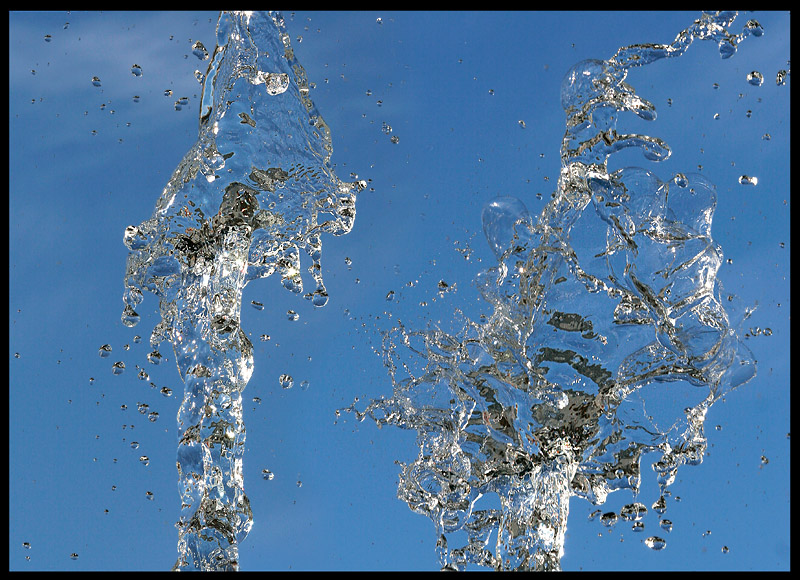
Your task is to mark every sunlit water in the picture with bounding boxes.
[121,11,363,571]
[120,9,767,572]
[351,11,761,571]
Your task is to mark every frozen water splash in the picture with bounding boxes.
[121,11,363,571]
[355,11,758,571]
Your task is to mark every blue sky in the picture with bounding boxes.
[9,11,790,571]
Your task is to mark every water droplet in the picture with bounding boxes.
[296,480,302,488]
[91,76,102,87]
[140,455,150,466]
[130,441,139,449]
[137,402,149,414]
[279,374,294,389]
[762,133,771,140]
[376,17,383,25]
[259,334,271,342]
[776,69,788,86]
[518,120,526,128]
[747,71,764,86]
[121,304,140,327]
[130,64,142,77]
[763,328,773,336]
[600,512,618,527]
[262,469,274,480]
[722,545,730,554]
[644,536,666,550]
[99,344,112,357]
[659,519,673,532]
[300,380,310,390]
[251,300,264,311]
[23,542,31,549]
[652,496,667,514]
[160,386,173,397]
[631,522,645,532]
[286,310,299,322]
[192,41,209,60]
[164,89,173,97]
[145,491,154,500]
[148,412,159,422]
[620,502,648,521]
[381,122,392,135]
[147,351,162,365]
[760,455,769,465]
[44,34,52,42]
[390,135,399,144]
[138,369,149,381]
[674,173,689,188]
[111,361,125,375]
[70,553,79,560]
[738,175,758,186]
[386,290,395,301]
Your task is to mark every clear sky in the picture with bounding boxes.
[9,11,790,571]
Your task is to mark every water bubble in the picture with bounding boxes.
[111,361,125,375]
[91,76,102,87]
[262,469,274,481]
[130,64,142,77]
[746,71,764,86]
[279,374,294,389]
[674,173,689,188]
[264,72,290,96]
[99,344,112,358]
[738,175,758,186]
[644,536,667,550]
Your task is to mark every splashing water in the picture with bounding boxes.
[355,11,759,571]
[121,11,363,571]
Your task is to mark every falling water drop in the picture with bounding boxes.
[644,537,667,550]
[746,70,764,86]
